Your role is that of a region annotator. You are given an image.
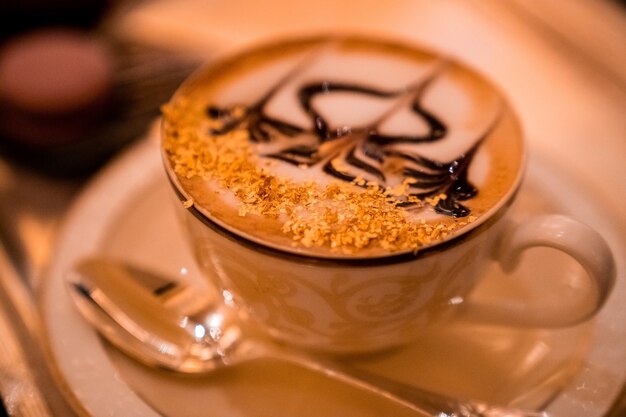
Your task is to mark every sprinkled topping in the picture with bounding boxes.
[162,100,477,255]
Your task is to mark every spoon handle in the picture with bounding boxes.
[264,344,548,417]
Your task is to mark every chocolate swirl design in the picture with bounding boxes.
[206,58,500,218]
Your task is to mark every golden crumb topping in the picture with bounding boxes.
[162,100,476,254]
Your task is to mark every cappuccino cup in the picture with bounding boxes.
[161,35,615,353]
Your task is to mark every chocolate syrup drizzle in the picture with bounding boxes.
[205,55,500,218]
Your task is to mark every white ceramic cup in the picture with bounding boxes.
[162,36,616,353]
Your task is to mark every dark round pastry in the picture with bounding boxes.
[0,28,113,145]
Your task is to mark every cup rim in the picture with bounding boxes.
[160,33,527,266]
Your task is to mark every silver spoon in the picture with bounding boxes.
[65,258,548,417]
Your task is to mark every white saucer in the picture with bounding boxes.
[40,137,626,417]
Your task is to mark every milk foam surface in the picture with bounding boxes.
[162,36,523,257]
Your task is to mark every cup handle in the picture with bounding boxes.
[461,214,616,328]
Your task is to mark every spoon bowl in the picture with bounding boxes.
[67,259,246,373]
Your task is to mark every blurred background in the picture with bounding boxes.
[0,0,198,176]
